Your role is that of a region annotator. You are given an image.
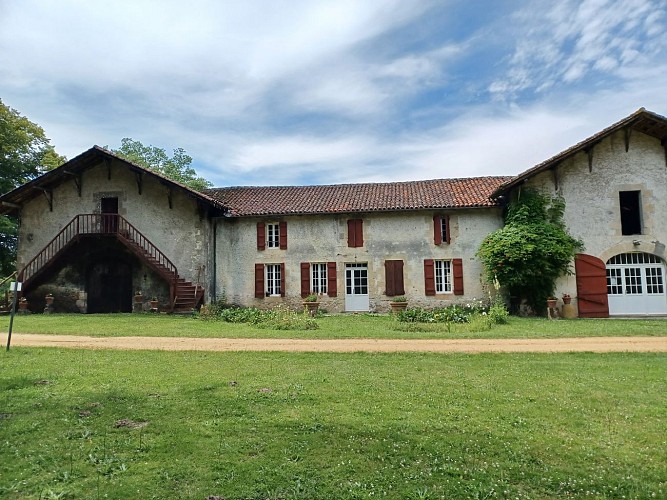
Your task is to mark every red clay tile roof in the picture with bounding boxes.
[206,177,513,217]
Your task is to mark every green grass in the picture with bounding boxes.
[0,348,665,498]
[3,312,667,339]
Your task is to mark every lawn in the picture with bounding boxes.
[0,348,665,499]
[3,313,667,339]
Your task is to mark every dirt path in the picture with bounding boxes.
[2,333,667,353]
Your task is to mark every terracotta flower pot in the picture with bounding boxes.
[546,298,558,309]
[302,301,320,316]
[390,302,408,313]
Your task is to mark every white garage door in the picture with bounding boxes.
[606,252,667,315]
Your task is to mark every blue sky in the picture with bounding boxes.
[1,0,666,187]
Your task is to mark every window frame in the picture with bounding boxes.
[434,259,452,294]
[311,263,328,295]
[266,222,280,248]
[265,263,282,297]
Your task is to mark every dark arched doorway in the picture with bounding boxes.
[87,259,133,313]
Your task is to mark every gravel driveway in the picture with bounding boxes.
[3,334,667,353]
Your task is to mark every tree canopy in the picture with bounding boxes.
[0,99,66,278]
[111,138,212,192]
[477,188,583,313]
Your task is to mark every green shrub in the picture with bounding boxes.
[197,303,318,330]
[396,301,488,324]
[489,302,510,324]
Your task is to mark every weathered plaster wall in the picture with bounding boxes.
[521,130,667,310]
[17,159,211,289]
[216,208,503,312]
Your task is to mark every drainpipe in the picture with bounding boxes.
[211,219,217,303]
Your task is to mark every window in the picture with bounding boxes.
[433,214,450,245]
[347,219,363,247]
[435,260,452,293]
[311,263,328,294]
[257,221,287,250]
[254,263,285,298]
[385,260,405,296]
[300,262,337,297]
[424,258,464,296]
[619,191,642,235]
[267,223,280,248]
[265,264,282,296]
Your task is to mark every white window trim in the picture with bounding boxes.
[435,260,452,294]
[311,263,328,295]
[267,222,280,249]
[265,263,281,296]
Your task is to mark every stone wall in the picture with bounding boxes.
[215,208,503,312]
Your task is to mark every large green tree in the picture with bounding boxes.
[111,138,212,192]
[0,99,66,277]
[477,188,583,313]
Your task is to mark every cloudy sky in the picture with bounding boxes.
[1,0,666,187]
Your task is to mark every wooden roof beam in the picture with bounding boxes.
[63,170,82,197]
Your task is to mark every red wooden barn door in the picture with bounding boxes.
[575,253,609,318]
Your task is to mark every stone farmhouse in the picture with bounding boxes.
[1,108,666,317]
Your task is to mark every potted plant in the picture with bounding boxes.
[390,296,408,313]
[134,290,143,303]
[302,293,320,316]
[18,297,28,312]
[546,296,558,309]
[562,293,571,305]
[150,297,159,310]
[45,293,54,306]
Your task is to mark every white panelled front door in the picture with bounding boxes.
[345,263,369,312]
[606,252,667,315]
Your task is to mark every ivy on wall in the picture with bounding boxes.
[477,188,583,313]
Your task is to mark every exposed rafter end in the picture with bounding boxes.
[552,163,560,191]
[585,146,594,173]
[63,170,82,197]
[624,127,632,152]
[134,171,143,195]
[34,187,53,211]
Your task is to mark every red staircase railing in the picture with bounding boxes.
[18,214,178,290]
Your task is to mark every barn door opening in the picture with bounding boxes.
[87,260,132,313]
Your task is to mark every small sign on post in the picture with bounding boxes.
[6,281,22,351]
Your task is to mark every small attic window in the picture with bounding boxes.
[619,190,642,235]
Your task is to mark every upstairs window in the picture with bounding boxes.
[257,221,288,250]
[619,191,642,235]
[433,215,451,245]
[267,223,280,248]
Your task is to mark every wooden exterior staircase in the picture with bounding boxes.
[17,214,204,312]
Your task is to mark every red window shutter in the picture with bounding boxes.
[444,215,451,244]
[300,262,310,298]
[254,263,264,298]
[385,260,405,296]
[280,263,286,297]
[327,261,337,297]
[257,222,266,250]
[453,258,464,295]
[355,219,363,247]
[279,221,287,249]
[424,259,435,296]
[348,219,363,247]
[433,215,442,245]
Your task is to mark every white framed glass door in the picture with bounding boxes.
[606,252,667,315]
[345,263,369,312]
